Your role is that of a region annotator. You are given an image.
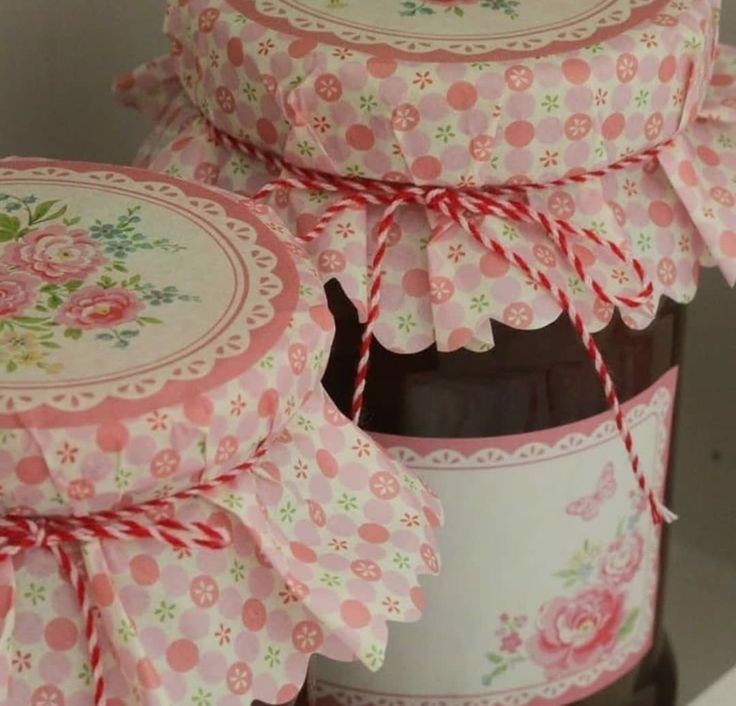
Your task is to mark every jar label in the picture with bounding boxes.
[315,368,678,706]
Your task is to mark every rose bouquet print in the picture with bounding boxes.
[0,195,196,374]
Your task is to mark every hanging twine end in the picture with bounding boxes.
[649,495,678,525]
[658,503,678,525]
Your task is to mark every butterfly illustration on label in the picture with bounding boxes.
[565,462,617,521]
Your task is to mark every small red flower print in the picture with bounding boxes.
[227,662,252,695]
[193,162,221,185]
[548,191,575,219]
[315,73,342,102]
[55,286,143,330]
[215,86,236,114]
[280,577,309,604]
[312,115,331,133]
[190,575,219,608]
[470,134,495,162]
[640,32,658,48]
[458,175,478,188]
[501,631,522,654]
[391,104,421,131]
[335,222,355,239]
[352,439,371,458]
[12,650,31,672]
[369,471,400,499]
[317,249,346,274]
[645,112,664,140]
[57,441,78,464]
[215,623,231,646]
[257,38,275,56]
[657,258,677,286]
[710,186,735,207]
[351,559,382,581]
[503,302,534,329]
[0,272,38,318]
[198,8,219,32]
[421,543,439,574]
[540,150,559,168]
[413,71,433,89]
[32,685,64,706]
[292,621,324,653]
[533,244,557,267]
[294,459,308,480]
[230,394,246,416]
[616,54,638,83]
[150,448,180,479]
[611,269,630,285]
[383,597,400,614]
[215,435,238,464]
[146,410,169,431]
[447,244,466,263]
[505,65,533,91]
[67,479,94,501]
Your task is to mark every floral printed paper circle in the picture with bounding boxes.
[0,158,319,421]
[232,0,668,61]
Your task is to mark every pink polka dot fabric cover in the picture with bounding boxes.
[117,0,736,353]
[0,160,441,705]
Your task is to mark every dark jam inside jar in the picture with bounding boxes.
[322,279,683,706]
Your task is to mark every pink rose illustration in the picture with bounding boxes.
[55,286,143,330]
[0,272,38,317]
[2,225,106,283]
[599,533,644,586]
[527,585,626,676]
[500,631,522,654]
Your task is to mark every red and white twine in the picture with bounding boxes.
[207,122,676,528]
[0,443,268,706]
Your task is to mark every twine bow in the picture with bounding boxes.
[207,122,677,527]
[0,443,267,705]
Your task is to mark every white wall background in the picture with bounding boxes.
[0,2,734,703]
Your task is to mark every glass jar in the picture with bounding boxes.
[323,280,683,706]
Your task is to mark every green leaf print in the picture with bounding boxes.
[617,608,640,640]
[0,214,21,241]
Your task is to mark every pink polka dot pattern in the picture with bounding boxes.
[126,0,718,188]
[0,388,441,704]
[116,3,734,354]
